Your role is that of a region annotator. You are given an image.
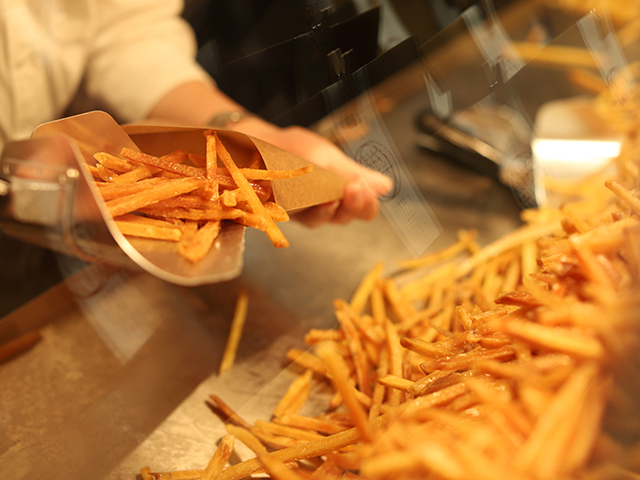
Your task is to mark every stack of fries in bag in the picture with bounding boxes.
[139,87,640,479]
[89,130,312,263]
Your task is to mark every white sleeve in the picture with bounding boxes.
[84,0,214,122]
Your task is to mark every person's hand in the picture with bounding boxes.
[232,119,393,228]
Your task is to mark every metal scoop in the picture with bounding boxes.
[1,111,346,285]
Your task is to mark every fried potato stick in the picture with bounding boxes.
[121,147,206,179]
[94,151,136,172]
[95,177,169,201]
[203,130,220,202]
[201,435,235,480]
[605,179,640,216]
[219,288,249,374]
[254,419,326,442]
[349,262,384,316]
[287,348,328,376]
[209,131,289,248]
[275,413,350,435]
[137,206,246,223]
[208,394,253,430]
[258,453,307,480]
[315,341,374,443]
[217,419,383,480]
[224,424,268,455]
[105,177,205,217]
[113,219,182,242]
[140,467,202,479]
[217,164,313,180]
[178,220,222,263]
[273,369,314,418]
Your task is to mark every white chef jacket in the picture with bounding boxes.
[0,0,213,153]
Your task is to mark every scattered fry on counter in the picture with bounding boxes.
[219,288,250,374]
[89,131,312,262]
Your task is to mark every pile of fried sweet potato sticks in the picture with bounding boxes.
[89,130,312,262]
[141,73,640,478]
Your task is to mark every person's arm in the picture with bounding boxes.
[147,80,393,227]
[85,0,391,226]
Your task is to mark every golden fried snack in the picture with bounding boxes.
[91,132,312,263]
[219,288,249,374]
[207,130,289,248]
